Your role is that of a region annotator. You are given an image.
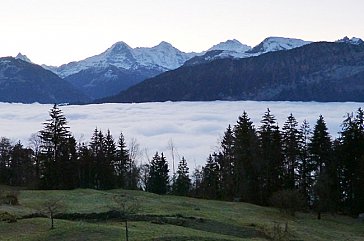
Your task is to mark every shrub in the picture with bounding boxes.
[0,190,19,205]
[0,212,17,223]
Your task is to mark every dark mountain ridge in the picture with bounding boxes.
[100,42,364,103]
[0,57,88,104]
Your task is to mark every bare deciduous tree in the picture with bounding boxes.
[113,194,140,241]
[40,197,65,229]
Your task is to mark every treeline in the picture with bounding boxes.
[0,105,188,195]
[195,109,364,216]
[0,105,363,217]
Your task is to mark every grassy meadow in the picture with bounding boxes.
[0,187,363,241]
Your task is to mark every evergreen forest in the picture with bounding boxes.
[0,105,363,217]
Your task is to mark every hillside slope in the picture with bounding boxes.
[0,188,363,241]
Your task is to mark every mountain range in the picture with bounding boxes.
[101,41,364,103]
[1,36,363,103]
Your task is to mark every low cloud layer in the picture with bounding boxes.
[0,101,363,168]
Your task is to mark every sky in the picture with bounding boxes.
[0,101,363,169]
[1,0,364,66]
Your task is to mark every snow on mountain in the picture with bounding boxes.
[15,53,32,63]
[133,41,197,70]
[184,37,311,66]
[208,39,252,52]
[48,41,197,78]
[336,36,364,45]
[45,37,314,78]
[248,37,312,54]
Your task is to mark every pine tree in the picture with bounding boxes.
[309,115,335,218]
[39,104,71,189]
[190,167,203,198]
[77,142,93,188]
[0,137,12,184]
[201,154,220,199]
[147,152,169,194]
[8,142,34,186]
[218,125,234,200]
[258,109,284,204]
[282,114,301,190]
[116,132,129,188]
[58,136,78,189]
[337,108,364,214]
[89,128,106,189]
[233,111,260,203]
[103,130,117,188]
[297,120,314,206]
[172,157,191,196]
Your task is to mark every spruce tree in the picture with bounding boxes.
[147,152,169,194]
[116,132,129,188]
[201,154,220,199]
[258,109,284,204]
[172,157,191,196]
[39,104,71,189]
[233,111,260,203]
[297,120,314,206]
[219,125,235,200]
[0,137,12,184]
[7,142,34,187]
[338,109,364,214]
[78,142,93,188]
[58,136,78,189]
[89,128,106,189]
[282,114,301,190]
[103,130,117,189]
[309,115,335,218]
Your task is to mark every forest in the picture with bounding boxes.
[0,104,363,217]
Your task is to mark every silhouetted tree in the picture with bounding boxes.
[115,132,129,188]
[282,114,301,190]
[218,125,234,200]
[233,111,260,203]
[201,154,220,199]
[172,157,191,196]
[309,115,335,219]
[297,120,314,206]
[39,104,71,189]
[146,152,169,194]
[258,109,284,204]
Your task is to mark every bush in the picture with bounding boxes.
[269,189,306,216]
[0,190,19,205]
[0,212,17,223]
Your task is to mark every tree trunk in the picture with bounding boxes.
[125,219,129,241]
[51,212,54,229]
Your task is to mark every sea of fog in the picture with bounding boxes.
[0,101,363,168]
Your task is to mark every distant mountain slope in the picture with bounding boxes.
[101,42,364,103]
[64,65,160,99]
[184,37,311,66]
[0,57,88,103]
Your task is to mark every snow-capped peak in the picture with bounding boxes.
[106,41,132,53]
[15,53,32,63]
[248,37,312,54]
[336,36,364,45]
[208,39,252,52]
[47,41,197,77]
[155,41,174,49]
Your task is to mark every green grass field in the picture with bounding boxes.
[0,188,363,241]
